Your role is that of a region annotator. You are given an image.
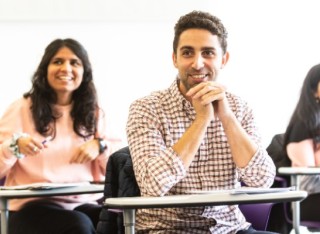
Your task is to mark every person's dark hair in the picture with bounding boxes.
[173,10,228,55]
[284,63,320,148]
[23,38,98,139]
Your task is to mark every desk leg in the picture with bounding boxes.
[123,209,135,234]
[0,198,8,234]
[291,175,300,234]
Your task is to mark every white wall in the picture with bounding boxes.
[1,0,320,147]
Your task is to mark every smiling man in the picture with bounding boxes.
[126,11,277,234]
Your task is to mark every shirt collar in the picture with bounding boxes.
[169,78,194,115]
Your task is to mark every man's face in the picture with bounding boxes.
[172,28,229,96]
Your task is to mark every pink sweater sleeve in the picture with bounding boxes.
[0,99,26,177]
[286,139,317,167]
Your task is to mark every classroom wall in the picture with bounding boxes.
[1,0,320,147]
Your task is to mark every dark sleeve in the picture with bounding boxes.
[287,121,311,143]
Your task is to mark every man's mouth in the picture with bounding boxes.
[190,74,207,79]
[189,74,208,82]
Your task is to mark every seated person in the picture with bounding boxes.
[284,63,320,225]
[0,38,120,234]
[126,10,277,234]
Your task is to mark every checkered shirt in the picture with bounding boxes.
[126,79,276,234]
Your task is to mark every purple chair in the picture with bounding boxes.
[0,177,5,186]
[240,203,274,231]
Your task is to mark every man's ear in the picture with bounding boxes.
[172,52,178,68]
[220,51,229,69]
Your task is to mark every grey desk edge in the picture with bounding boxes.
[104,190,307,234]
[0,184,104,234]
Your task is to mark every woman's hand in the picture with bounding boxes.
[70,139,100,164]
[17,136,46,156]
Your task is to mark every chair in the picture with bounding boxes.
[97,146,275,233]
[266,133,320,233]
[97,146,140,234]
[0,177,5,186]
[239,203,274,231]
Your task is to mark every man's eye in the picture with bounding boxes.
[182,50,193,57]
[203,51,215,57]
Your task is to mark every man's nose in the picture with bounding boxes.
[192,55,205,70]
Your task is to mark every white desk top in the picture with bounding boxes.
[0,184,104,199]
[104,190,307,209]
[278,167,320,175]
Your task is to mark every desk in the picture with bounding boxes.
[0,184,104,234]
[104,189,307,234]
[278,167,320,234]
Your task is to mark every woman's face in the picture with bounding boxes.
[47,46,84,104]
[316,82,320,99]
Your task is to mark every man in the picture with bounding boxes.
[126,11,277,234]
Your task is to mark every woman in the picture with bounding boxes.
[284,63,320,223]
[0,38,119,234]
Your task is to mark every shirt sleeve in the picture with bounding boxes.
[235,101,276,188]
[237,146,276,188]
[126,98,187,197]
[0,99,26,178]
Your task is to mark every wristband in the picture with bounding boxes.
[9,132,29,159]
[96,138,107,154]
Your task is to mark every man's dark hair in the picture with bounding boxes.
[173,10,228,55]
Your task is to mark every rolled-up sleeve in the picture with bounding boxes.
[237,146,276,188]
[126,98,187,196]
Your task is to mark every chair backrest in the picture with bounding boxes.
[103,146,140,198]
[96,146,140,234]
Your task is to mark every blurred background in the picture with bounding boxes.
[0,0,319,147]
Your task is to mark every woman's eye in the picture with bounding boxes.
[71,60,82,66]
[52,60,62,65]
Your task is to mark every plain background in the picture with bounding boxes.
[0,0,319,147]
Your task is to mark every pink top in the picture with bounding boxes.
[0,97,121,211]
[287,139,320,167]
